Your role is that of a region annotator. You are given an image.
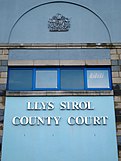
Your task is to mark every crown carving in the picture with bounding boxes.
[48,13,70,32]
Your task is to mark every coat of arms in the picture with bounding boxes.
[48,13,70,32]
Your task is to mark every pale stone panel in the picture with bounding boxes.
[60,60,85,66]
[117,123,121,129]
[8,60,33,66]
[110,49,117,54]
[0,50,2,55]
[0,72,7,78]
[117,49,121,54]
[111,54,119,60]
[119,151,121,159]
[0,55,8,60]
[2,49,8,55]
[0,103,5,109]
[0,130,3,136]
[115,103,121,109]
[114,96,121,102]
[86,60,111,65]
[112,72,119,78]
[113,78,121,84]
[117,130,121,135]
[119,72,121,77]
[0,78,7,84]
[0,97,2,103]
[34,60,59,66]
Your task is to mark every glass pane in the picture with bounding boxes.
[87,70,110,88]
[8,69,32,90]
[61,69,84,89]
[36,70,57,88]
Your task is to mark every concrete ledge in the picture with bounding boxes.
[0,43,120,49]
[6,90,114,96]
[33,60,59,66]
[8,60,34,66]
[8,60,111,66]
[59,60,85,66]
[86,60,111,65]
[8,60,60,66]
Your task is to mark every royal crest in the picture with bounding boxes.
[48,13,70,32]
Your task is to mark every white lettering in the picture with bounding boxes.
[12,116,20,126]
[29,116,36,126]
[60,102,67,110]
[93,117,101,125]
[27,101,55,110]
[53,117,61,125]
[48,102,55,110]
[60,101,94,110]
[12,116,61,126]
[67,116,108,126]
[20,116,29,125]
[75,116,84,125]
[67,117,75,125]
[72,102,79,110]
[37,117,45,125]
[41,102,46,110]
[101,116,108,125]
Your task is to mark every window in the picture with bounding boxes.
[86,69,110,89]
[7,67,112,91]
[61,68,84,90]
[8,68,33,90]
[35,69,58,89]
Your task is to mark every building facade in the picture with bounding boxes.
[0,0,121,161]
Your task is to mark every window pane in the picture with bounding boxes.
[87,69,110,88]
[36,70,57,88]
[8,69,32,90]
[61,69,84,89]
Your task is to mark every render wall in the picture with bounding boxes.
[0,0,121,43]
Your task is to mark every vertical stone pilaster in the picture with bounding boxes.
[111,48,121,159]
[0,49,8,155]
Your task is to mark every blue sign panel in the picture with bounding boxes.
[1,96,118,161]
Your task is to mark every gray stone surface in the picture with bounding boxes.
[119,60,121,65]
[0,67,7,72]
[9,49,110,60]
[6,90,114,96]
[112,66,120,72]
[1,61,8,66]
[0,85,6,90]
[111,60,118,65]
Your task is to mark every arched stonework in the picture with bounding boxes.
[8,1,111,43]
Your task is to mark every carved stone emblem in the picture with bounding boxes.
[48,13,70,32]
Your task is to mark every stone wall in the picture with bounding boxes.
[0,49,8,159]
[0,45,121,160]
[111,48,121,160]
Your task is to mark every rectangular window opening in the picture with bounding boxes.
[7,67,112,91]
[86,68,112,90]
[35,69,58,89]
[60,68,84,90]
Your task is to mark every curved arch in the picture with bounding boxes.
[8,1,112,43]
